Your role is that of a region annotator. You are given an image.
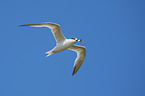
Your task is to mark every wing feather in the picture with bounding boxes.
[68,45,86,75]
[20,22,66,44]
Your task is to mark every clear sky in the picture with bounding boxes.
[0,0,145,96]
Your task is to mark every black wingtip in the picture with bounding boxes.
[19,24,31,27]
[19,24,26,27]
[72,73,75,76]
[72,67,76,76]
[19,25,26,27]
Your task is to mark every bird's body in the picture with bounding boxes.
[46,39,77,56]
[53,39,77,53]
[20,22,86,75]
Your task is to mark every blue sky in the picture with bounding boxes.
[0,0,145,96]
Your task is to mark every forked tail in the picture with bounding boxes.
[45,51,54,57]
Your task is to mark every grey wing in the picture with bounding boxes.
[68,45,86,76]
[20,22,66,44]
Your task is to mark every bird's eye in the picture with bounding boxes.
[71,38,75,40]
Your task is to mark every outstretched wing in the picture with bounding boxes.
[20,22,66,44]
[68,45,86,76]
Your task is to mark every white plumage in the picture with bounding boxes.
[20,22,86,75]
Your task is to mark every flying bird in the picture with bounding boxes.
[20,22,86,76]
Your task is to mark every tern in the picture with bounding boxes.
[20,22,86,76]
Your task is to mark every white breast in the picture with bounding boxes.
[53,39,76,53]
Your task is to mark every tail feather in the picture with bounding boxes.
[45,51,54,57]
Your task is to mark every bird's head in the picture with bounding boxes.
[71,37,83,43]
